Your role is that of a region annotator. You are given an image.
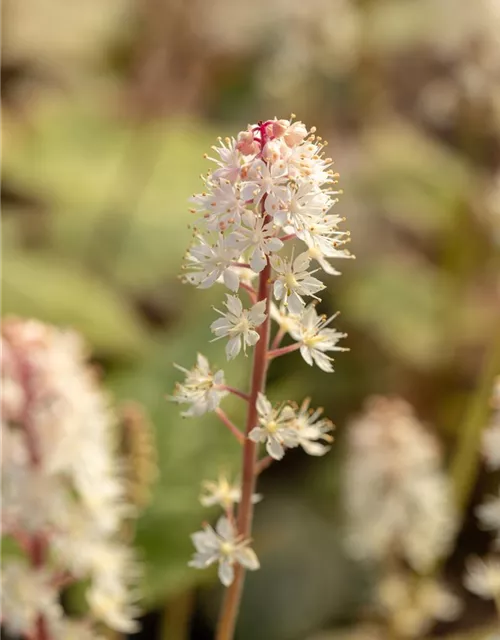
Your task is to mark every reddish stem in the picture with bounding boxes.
[218,386,250,403]
[270,328,285,351]
[267,342,301,360]
[216,121,273,640]
[255,455,274,475]
[215,408,245,444]
[216,261,271,640]
[240,282,257,304]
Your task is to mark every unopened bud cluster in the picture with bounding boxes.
[170,117,351,587]
[1,318,140,638]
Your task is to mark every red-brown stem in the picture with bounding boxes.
[270,327,285,351]
[216,121,273,640]
[267,342,301,360]
[240,282,257,304]
[215,408,245,444]
[218,386,250,403]
[255,455,274,475]
[18,359,50,640]
[216,262,272,640]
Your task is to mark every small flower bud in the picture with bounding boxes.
[272,119,290,138]
[284,121,308,147]
[236,130,259,156]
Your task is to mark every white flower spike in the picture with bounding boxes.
[171,117,351,628]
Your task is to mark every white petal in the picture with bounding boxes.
[287,292,304,315]
[293,252,311,272]
[312,351,334,372]
[273,279,285,301]
[256,393,272,417]
[225,294,243,317]
[250,250,267,273]
[235,547,260,571]
[300,440,330,456]
[216,516,234,540]
[226,336,241,360]
[224,270,240,292]
[249,300,267,323]
[246,331,260,346]
[218,559,235,587]
[300,345,314,367]
[248,427,264,443]
[267,436,285,460]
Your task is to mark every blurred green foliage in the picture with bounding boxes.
[3,0,500,636]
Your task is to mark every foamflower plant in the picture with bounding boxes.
[170,116,351,639]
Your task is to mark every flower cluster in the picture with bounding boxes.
[171,118,349,590]
[1,318,141,638]
[343,397,457,573]
[183,116,350,350]
[464,377,500,603]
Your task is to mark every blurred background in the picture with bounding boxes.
[2,0,500,638]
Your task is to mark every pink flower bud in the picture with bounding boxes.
[236,130,259,156]
[272,119,290,138]
[284,121,308,147]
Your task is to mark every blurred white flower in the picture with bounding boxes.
[200,473,261,510]
[290,398,334,456]
[1,318,140,635]
[477,490,500,545]
[189,516,259,586]
[464,556,500,599]
[377,573,461,638]
[210,295,267,359]
[344,397,457,572]
[171,353,228,417]
[0,561,62,637]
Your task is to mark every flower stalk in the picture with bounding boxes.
[216,261,272,640]
[171,116,352,640]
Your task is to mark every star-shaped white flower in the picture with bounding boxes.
[189,516,259,587]
[289,304,347,372]
[270,252,325,314]
[248,393,298,460]
[290,398,334,456]
[241,159,289,216]
[170,354,227,417]
[206,137,242,183]
[199,474,261,510]
[210,295,267,360]
[184,235,240,291]
[230,213,283,272]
